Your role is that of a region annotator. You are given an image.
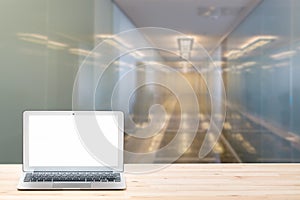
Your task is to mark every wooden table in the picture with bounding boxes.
[0,164,300,200]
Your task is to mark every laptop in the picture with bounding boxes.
[18,111,126,190]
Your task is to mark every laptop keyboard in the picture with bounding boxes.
[24,172,121,182]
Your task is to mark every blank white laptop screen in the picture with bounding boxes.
[27,113,119,168]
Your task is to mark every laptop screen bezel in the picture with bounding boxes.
[23,111,124,172]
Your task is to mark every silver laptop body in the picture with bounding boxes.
[18,111,126,190]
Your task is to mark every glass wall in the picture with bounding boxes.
[222,0,300,162]
[0,0,110,163]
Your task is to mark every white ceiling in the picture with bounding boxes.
[113,0,264,71]
[114,0,262,53]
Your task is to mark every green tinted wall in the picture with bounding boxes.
[0,0,113,163]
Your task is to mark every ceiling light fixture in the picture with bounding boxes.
[224,49,243,60]
[236,61,256,69]
[178,37,194,59]
[275,62,289,68]
[242,61,257,67]
[47,41,68,49]
[69,48,94,57]
[240,36,277,51]
[225,36,277,60]
[223,68,231,73]
[95,34,113,39]
[271,50,297,60]
[262,65,272,70]
[202,6,216,17]
[17,32,68,49]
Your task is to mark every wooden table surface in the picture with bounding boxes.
[0,164,300,200]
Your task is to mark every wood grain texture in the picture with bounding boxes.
[0,164,300,200]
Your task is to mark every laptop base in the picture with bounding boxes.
[17,172,126,190]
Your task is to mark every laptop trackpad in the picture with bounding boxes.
[53,183,91,189]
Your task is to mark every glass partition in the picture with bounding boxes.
[221,0,300,162]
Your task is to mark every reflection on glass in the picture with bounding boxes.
[109,0,300,163]
[222,0,300,162]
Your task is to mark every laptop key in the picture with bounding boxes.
[86,177,93,181]
[45,178,53,182]
[24,173,32,182]
[107,178,115,182]
[94,177,101,182]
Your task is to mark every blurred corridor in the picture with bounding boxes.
[1,0,300,163]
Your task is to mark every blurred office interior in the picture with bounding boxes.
[0,0,300,163]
